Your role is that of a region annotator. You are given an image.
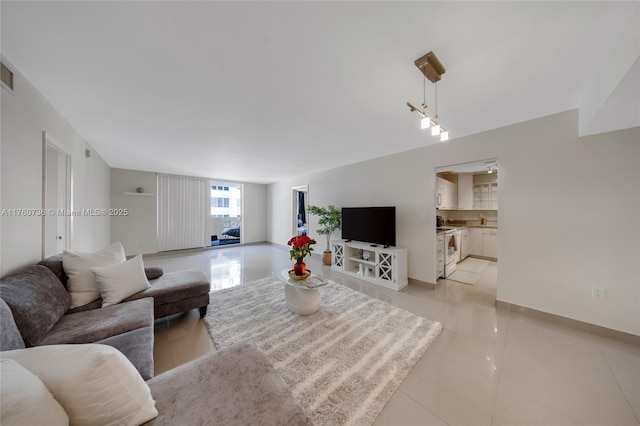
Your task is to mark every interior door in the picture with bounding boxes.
[43,134,71,258]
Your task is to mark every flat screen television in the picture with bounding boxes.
[341,207,396,247]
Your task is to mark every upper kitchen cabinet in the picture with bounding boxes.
[473,173,498,210]
[436,176,457,210]
[457,174,474,210]
[435,159,498,211]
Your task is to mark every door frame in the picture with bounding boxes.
[42,131,73,259]
[434,158,499,294]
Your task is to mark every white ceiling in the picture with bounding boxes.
[2,1,638,184]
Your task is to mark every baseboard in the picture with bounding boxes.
[467,255,497,262]
[141,241,269,259]
[409,277,436,290]
[496,300,640,346]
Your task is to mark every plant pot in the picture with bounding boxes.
[322,251,332,266]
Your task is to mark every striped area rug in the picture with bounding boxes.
[204,277,442,426]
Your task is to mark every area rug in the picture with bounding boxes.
[447,269,480,285]
[447,258,491,285]
[204,277,442,426]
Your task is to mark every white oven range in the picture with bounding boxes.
[442,229,461,278]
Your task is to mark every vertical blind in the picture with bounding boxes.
[157,175,206,251]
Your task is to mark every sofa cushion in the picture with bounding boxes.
[65,299,102,315]
[63,242,126,308]
[37,253,68,287]
[0,299,25,351]
[2,344,158,426]
[39,297,154,346]
[145,342,312,426]
[0,265,71,347]
[91,255,150,307]
[125,269,209,306]
[38,255,159,291]
[0,359,69,426]
[96,326,154,380]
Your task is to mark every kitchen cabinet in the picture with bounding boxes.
[436,233,445,280]
[482,229,498,258]
[469,227,483,256]
[460,228,470,260]
[436,177,457,210]
[473,183,498,210]
[457,174,474,210]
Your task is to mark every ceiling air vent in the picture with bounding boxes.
[1,61,14,93]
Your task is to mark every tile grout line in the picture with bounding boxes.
[590,333,640,424]
[397,388,451,426]
[488,303,511,425]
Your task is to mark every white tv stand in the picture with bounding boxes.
[331,240,408,291]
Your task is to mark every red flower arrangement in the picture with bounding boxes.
[287,235,316,261]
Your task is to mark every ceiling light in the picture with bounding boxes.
[407,51,451,142]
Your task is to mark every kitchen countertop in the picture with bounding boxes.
[437,223,498,233]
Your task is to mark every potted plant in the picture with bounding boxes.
[286,235,316,278]
[307,205,341,265]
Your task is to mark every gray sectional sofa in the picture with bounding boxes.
[38,254,211,319]
[0,255,313,425]
[0,253,210,379]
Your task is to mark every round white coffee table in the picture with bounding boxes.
[278,269,328,315]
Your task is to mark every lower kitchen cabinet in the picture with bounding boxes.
[482,229,498,258]
[436,233,445,280]
[460,228,470,260]
[469,228,483,256]
[468,227,498,259]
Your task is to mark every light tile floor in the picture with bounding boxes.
[447,257,496,287]
[147,244,640,426]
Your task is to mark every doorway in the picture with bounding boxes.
[42,132,72,258]
[434,158,499,296]
[292,185,308,236]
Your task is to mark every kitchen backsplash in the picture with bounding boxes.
[440,210,498,223]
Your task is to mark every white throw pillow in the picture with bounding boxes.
[91,254,151,307]
[63,242,126,308]
[0,358,69,426]
[1,344,158,426]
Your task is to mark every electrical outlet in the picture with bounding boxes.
[592,287,605,299]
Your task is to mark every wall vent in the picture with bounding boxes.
[1,61,15,93]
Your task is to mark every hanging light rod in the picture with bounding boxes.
[406,102,426,118]
[407,50,450,142]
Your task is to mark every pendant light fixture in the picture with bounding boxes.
[407,51,450,142]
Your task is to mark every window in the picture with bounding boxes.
[211,183,241,217]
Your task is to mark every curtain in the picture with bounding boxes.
[157,175,206,251]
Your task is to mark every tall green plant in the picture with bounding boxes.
[307,205,341,252]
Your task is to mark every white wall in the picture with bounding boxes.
[110,168,158,256]
[1,64,111,276]
[242,182,268,244]
[110,171,268,255]
[267,110,640,336]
